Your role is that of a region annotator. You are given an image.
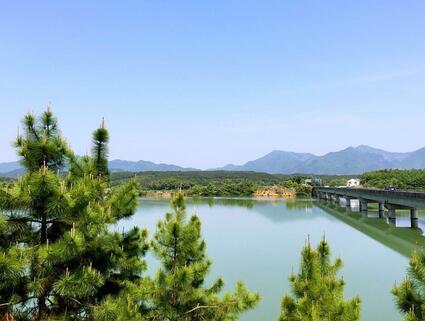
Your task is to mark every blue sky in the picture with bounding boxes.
[1,1,425,169]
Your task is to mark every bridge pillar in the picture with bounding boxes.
[378,203,385,219]
[410,208,419,229]
[388,207,396,225]
[333,194,340,204]
[359,199,368,214]
[345,197,351,209]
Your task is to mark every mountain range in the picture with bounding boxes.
[216,145,425,174]
[108,159,198,172]
[0,160,198,178]
[1,145,425,177]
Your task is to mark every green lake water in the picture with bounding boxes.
[117,197,425,321]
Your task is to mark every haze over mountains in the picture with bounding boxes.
[217,145,425,174]
[108,160,198,172]
[0,159,198,178]
[1,145,425,177]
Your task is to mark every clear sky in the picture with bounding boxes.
[1,1,425,169]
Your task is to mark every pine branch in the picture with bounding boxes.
[25,117,40,142]
[183,303,219,315]
[8,217,42,224]
[69,297,82,305]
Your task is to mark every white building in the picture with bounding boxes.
[347,178,361,187]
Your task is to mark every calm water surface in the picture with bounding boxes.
[116,197,423,321]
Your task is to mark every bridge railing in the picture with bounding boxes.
[313,187,425,199]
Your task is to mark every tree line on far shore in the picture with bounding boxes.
[361,169,425,191]
[110,171,314,197]
[111,168,425,195]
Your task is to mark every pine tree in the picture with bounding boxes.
[95,193,260,321]
[392,251,425,321]
[91,118,109,180]
[279,238,361,321]
[0,109,147,321]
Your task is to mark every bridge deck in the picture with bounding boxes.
[313,187,425,209]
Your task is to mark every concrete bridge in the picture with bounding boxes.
[312,187,425,228]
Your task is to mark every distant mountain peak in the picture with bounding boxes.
[108,159,199,172]
[353,145,385,152]
[214,146,425,175]
[0,159,199,177]
[2,145,425,176]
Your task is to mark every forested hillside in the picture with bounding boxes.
[361,169,425,190]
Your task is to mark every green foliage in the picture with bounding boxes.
[52,267,104,299]
[0,178,13,189]
[279,238,361,321]
[318,175,354,187]
[189,180,256,196]
[392,251,425,321]
[361,169,425,190]
[282,178,312,196]
[294,184,312,196]
[14,109,70,172]
[95,193,260,321]
[147,193,260,320]
[111,171,281,196]
[0,110,146,321]
[111,172,321,197]
[94,289,147,321]
[328,177,347,187]
[92,120,110,179]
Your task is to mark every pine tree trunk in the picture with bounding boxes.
[37,212,48,320]
[171,235,178,306]
[37,294,47,321]
[1,313,15,321]
[40,212,47,245]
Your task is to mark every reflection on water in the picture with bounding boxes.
[190,197,314,222]
[118,197,425,321]
[316,200,425,257]
[158,196,314,210]
[285,198,313,210]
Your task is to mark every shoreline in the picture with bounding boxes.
[140,187,299,199]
